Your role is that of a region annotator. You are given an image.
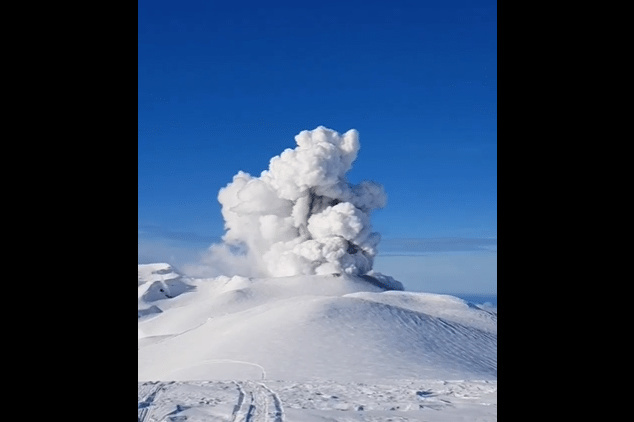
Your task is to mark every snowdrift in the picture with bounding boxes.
[138,264,496,383]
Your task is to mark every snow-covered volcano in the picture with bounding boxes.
[137,125,498,419]
[138,263,496,383]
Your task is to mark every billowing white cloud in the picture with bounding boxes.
[189,126,387,278]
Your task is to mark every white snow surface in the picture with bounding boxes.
[138,263,497,421]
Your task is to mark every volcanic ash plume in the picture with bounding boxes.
[199,126,388,278]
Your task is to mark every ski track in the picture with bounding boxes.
[232,381,285,422]
[138,381,166,422]
[231,381,248,422]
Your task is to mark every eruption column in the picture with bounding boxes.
[206,126,387,278]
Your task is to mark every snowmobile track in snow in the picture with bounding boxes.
[138,381,165,422]
[232,381,285,422]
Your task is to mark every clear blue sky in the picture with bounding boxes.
[138,0,497,294]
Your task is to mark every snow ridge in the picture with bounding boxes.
[138,264,496,382]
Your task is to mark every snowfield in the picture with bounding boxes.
[139,379,496,422]
[138,263,497,421]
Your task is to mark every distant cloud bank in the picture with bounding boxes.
[138,224,220,245]
[378,237,497,255]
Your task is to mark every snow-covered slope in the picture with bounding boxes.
[138,263,195,319]
[138,264,496,383]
